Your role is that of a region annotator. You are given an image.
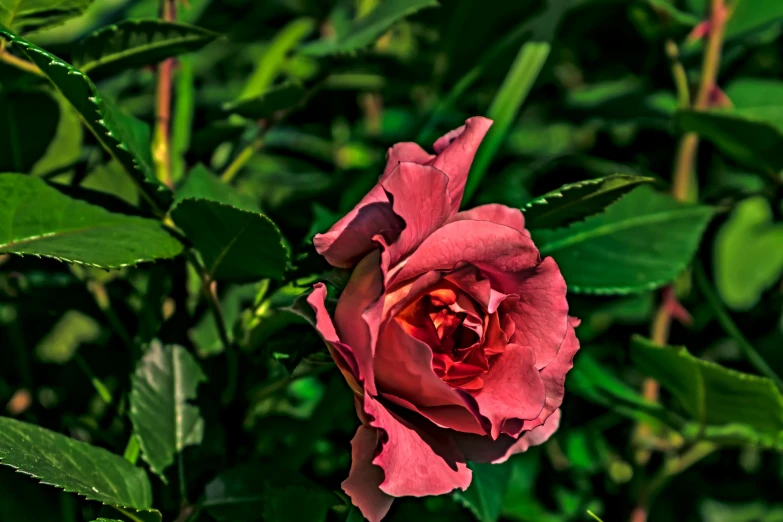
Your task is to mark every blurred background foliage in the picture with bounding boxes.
[1,0,783,521]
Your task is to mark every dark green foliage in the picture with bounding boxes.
[1,0,783,521]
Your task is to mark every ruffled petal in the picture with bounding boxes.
[363,394,473,497]
[381,163,453,265]
[391,219,540,287]
[521,318,580,432]
[307,283,361,394]
[342,426,394,522]
[334,248,389,396]
[494,409,562,463]
[429,117,493,213]
[313,185,402,269]
[374,318,486,434]
[503,257,569,369]
[469,343,546,439]
[383,143,435,177]
[446,204,526,235]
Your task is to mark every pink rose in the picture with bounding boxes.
[308,117,579,522]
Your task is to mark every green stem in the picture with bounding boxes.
[695,263,783,390]
[74,354,113,404]
[185,250,235,402]
[220,135,264,183]
[0,49,43,76]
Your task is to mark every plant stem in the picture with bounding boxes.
[643,0,728,409]
[185,250,235,402]
[671,0,727,201]
[695,263,783,389]
[220,131,265,183]
[0,49,43,76]
[632,1,727,519]
[152,0,177,189]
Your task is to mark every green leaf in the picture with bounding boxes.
[129,341,207,478]
[0,416,156,517]
[93,519,123,522]
[0,0,93,33]
[723,0,783,40]
[0,174,183,268]
[170,198,289,282]
[202,464,336,522]
[464,41,551,201]
[534,186,714,294]
[239,17,314,99]
[0,89,59,173]
[677,109,783,175]
[454,462,511,522]
[522,174,654,230]
[177,164,259,212]
[631,335,783,439]
[72,19,220,80]
[31,92,83,176]
[300,0,438,56]
[224,81,306,120]
[714,197,783,310]
[0,27,172,211]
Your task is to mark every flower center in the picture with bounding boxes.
[394,282,506,390]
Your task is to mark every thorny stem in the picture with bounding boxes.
[152,0,177,189]
[633,1,727,520]
[185,250,235,403]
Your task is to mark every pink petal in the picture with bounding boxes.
[391,219,540,288]
[520,318,580,432]
[446,204,526,234]
[503,256,569,369]
[443,265,508,314]
[429,117,493,213]
[451,409,561,464]
[469,343,546,439]
[313,184,402,268]
[375,318,486,434]
[363,394,473,497]
[342,426,394,522]
[307,284,361,393]
[334,248,389,396]
[383,143,435,177]
[495,409,562,464]
[381,163,453,264]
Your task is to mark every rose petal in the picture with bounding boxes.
[375,319,486,434]
[447,204,526,234]
[520,318,580,432]
[503,256,569,369]
[314,184,402,268]
[362,394,473,497]
[381,163,452,264]
[391,220,540,287]
[307,284,362,394]
[383,142,435,177]
[342,426,394,522]
[334,248,390,396]
[495,409,562,463]
[469,343,546,439]
[429,117,493,213]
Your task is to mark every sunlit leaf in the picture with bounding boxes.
[0,174,183,268]
[534,187,714,294]
[0,417,157,519]
[522,174,654,229]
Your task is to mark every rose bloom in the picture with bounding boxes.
[308,117,579,522]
